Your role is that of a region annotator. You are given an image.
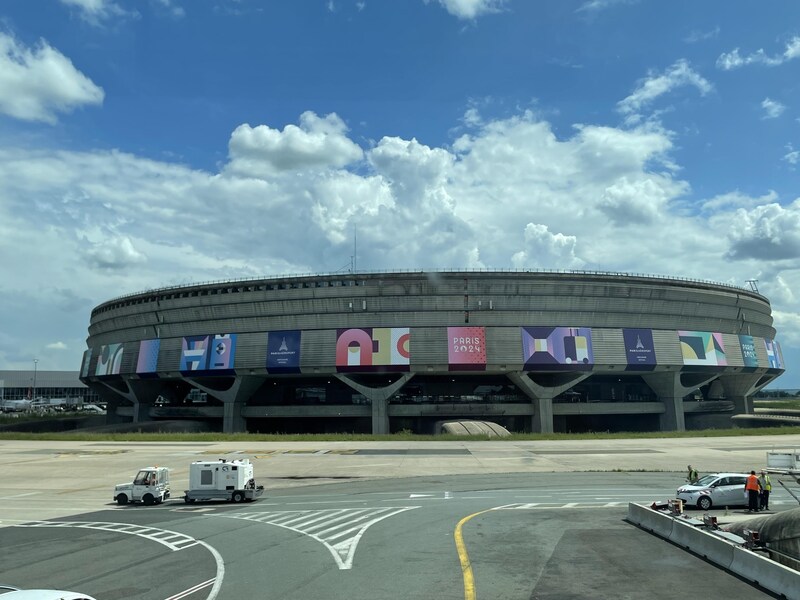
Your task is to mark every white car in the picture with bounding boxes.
[676,473,750,510]
[0,585,96,599]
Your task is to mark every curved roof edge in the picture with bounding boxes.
[91,268,766,313]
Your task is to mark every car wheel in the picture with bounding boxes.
[232,491,245,503]
[697,496,712,511]
[143,493,155,506]
[116,494,128,506]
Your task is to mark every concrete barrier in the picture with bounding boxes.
[729,546,800,599]
[627,503,674,539]
[668,519,735,570]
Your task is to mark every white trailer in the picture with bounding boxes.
[766,450,800,473]
[184,458,264,503]
[113,466,171,505]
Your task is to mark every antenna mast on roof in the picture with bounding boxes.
[745,279,759,293]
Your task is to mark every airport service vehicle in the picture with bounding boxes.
[676,473,749,510]
[113,466,171,506]
[184,458,264,503]
[766,450,800,474]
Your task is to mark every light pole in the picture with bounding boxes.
[32,358,38,401]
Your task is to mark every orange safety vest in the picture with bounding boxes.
[745,475,760,491]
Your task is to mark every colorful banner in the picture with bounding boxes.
[678,331,727,366]
[180,334,237,373]
[447,326,486,371]
[738,335,758,368]
[765,339,783,369]
[267,330,301,373]
[522,327,593,370]
[336,328,410,372]
[136,339,161,375]
[623,328,656,368]
[95,343,123,376]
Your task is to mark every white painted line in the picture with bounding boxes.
[163,577,215,600]
[562,503,578,507]
[410,494,434,498]
[0,492,39,500]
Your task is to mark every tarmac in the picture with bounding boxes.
[1,432,799,523]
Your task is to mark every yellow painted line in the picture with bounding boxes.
[454,509,492,600]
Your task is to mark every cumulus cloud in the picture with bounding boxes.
[617,59,711,121]
[511,223,584,269]
[785,145,800,166]
[46,342,68,350]
[427,0,506,20]
[597,175,686,225]
[0,33,104,124]
[716,36,800,70]
[724,200,800,261]
[81,235,147,270]
[761,97,786,119]
[226,111,364,177]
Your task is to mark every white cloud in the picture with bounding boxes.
[716,36,800,70]
[0,33,104,124]
[684,26,720,44]
[617,59,712,120]
[511,223,583,269]
[576,0,637,13]
[153,0,185,18]
[723,199,800,261]
[428,0,506,20]
[226,111,364,177]
[761,97,786,119]
[46,342,69,350]
[785,145,800,165]
[59,0,130,24]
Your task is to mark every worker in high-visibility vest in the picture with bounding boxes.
[758,470,772,511]
[744,470,761,512]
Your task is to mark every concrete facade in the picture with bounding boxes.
[80,270,785,434]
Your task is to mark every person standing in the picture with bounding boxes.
[758,470,772,511]
[745,470,761,512]
[687,465,698,483]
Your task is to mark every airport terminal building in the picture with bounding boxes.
[80,270,785,434]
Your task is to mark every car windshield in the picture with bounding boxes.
[133,470,151,485]
[693,475,719,487]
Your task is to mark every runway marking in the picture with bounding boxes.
[454,509,492,600]
[164,577,216,600]
[12,520,199,551]
[215,506,419,570]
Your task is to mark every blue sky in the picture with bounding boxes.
[1,0,798,387]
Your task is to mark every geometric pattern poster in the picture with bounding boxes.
[623,328,656,368]
[522,327,593,370]
[95,343,123,376]
[136,339,161,375]
[447,326,486,371]
[336,327,410,372]
[678,331,727,366]
[738,335,758,368]
[180,334,237,373]
[267,330,301,373]
[764,339,783,369]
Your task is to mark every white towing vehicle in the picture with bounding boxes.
[113,466,170,506]
[184,458,264,503]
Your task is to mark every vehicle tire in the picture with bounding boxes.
[232,491,245,503]
[116,494,128,506]
[143,493,155,506]
[697,496,713,511]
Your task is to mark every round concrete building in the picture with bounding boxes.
[80,270,785,434]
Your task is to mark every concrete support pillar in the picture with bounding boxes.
[507,372,590,434]
[335,373,415,435]
[188,375,263,434]
[98,379,162,424]
[718,373,762,415]
[641,372,688,432]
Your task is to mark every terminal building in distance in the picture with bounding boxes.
[80,270,785,434]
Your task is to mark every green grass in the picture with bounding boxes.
[755,400,800,410]
[1,426,800,443]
